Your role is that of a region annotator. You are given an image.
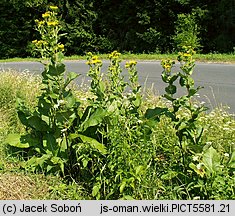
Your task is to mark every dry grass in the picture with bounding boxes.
[0,173,49,199]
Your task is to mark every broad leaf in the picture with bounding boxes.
[145,107,169,121]
[65,72,79,87]
[5,134,39,149]
[77,134,107,154]
[202,146,221,174]
[28,116,49,132]
[68,133,79,140]
[169,74,179,83]
[81,108,107,131]
[48,63,65,76]
[179,76,186,87]
[64,92,76,108]
[44,134,58,154]
[5,134,29,148]
[17,111,30,127]
[165,84,176,95]
[92,185,100,197]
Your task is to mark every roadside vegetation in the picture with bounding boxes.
[2,53,235,64]
[0,7,234,200]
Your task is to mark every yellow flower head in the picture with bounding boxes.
[183,53,191,57]
[58,44,65,51]
[92,55,99,61]
[32,40,38,44]
[125,60,137,68]
[93,59,102,64]
[86,59,102,65]
[37,40,47,45]
[49,6,58,10]
[42,12,51,18]
[38,20,45,26]
[161,59,175,72]
[47,21,59,26]
[109,50,121,59]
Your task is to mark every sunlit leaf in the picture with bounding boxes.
[77,134,107,154]
[202,146,221,174]
[5,134,29,148]
[92,185,100,197]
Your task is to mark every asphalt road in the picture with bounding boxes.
[1,60,235,113]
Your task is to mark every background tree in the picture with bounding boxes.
[0,0,234,58]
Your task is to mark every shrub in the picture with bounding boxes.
[173,10,202,51]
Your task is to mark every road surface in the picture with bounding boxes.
[1,60,235,113]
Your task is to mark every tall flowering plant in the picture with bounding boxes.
[6,6,81,176]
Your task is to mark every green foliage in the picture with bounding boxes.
[78,51,147,199]
[6,8,105,178]
[144,46,235,199]
[1,0,235,57]
[3,6,235,200]
[173,11,201,51]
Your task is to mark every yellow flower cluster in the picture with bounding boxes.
[32,40,48,47]
[32,40,47,45]
[35,19,45,27]
[108,50,121,59]
[47,21,59,26]
[161,59,174,73]
[178,46,196,61]
[86,55,102,65]
[49,6,58,10]
[125,60,137,68]
[42,11,51,18]
[57,44,65,51]
[32,40,38,44]
[183,53,192,57]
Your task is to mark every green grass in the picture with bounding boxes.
[1,53,235,63]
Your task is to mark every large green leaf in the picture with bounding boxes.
[5,134,39,149]
[145,107,169,121]
[169,74,179,83]
[65,72,79,87]
[202,146,221,174]
[5,134,29,148]
[81,107,107,131]
[64,92,76,108]
[28,116,49,132]
[48,63,65,76]
[17,111,29,127]
[44,134,58,154]
[161,171,178,180]
[55,110,74,124]
[77,134,107,154]
[92,185,100,197]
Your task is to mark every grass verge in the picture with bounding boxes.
[1,53,235,63]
